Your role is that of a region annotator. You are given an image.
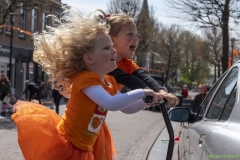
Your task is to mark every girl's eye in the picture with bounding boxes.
[104,46,110,50]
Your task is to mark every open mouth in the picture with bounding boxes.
[130,45,136,51]
[110,57,116,60]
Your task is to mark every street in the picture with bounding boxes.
[0,102,165,160]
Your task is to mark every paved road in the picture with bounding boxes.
[0,101,165,160]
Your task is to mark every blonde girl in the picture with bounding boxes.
[12,7,158,160]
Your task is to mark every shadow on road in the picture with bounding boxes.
[0,118,16,130]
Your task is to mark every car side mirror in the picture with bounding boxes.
[168,107,190,122]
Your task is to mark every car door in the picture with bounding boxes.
[179,70,226,160]
[202,84,240,160]
[185,67,238,160]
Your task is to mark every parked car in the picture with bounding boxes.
[168,61,240,160]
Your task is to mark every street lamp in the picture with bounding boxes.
[230,38,237,66]
[9,12,14,81]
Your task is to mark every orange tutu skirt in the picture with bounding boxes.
[11,101,117,160]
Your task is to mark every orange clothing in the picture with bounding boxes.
[12,101,94,160]
[12,71,119,160]
[116,58,139,89]
[57,71,119,151]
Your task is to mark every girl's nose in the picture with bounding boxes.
[112,48,117,55]
[134,35,139,41]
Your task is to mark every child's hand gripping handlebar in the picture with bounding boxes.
[143,96,174,160]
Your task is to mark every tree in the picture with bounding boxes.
[176,30,212,86]
[0,0,52,25]
[165,0,240,73]
[202,26,222,82]
[157,25,183,87]
[107,0,141,21]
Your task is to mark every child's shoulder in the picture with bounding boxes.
[74,71,102,82]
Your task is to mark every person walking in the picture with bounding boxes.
[52,89,62,114]
[0,73,11,102]
[22,80,42,104]
[182,85,189,98]
[192,84,206,112]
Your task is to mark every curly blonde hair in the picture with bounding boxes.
[106,13,134,37]
[33,7,108,97]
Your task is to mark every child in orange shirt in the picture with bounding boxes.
[104,13,179,107]
[11,7,158,160]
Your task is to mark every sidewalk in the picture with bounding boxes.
[0,97,67,119]
[147,121,182,160]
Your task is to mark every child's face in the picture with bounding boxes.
[90,33,117,75]
[111,22,138,61]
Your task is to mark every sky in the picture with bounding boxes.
[61,0,198,34]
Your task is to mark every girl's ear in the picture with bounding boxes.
[83,54,95,64]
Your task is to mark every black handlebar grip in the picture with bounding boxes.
[143,96,153,103]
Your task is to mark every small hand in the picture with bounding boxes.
[143,89,158,106]
[159,90,179,107]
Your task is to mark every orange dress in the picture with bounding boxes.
[12,71,119,160]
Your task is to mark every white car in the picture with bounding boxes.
[168,61,240,160]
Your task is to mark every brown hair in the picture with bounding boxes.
[0,73,9,82]
[106,13,134,37]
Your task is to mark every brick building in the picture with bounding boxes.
[0,0,62,98]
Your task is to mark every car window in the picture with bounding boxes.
[196,71,227,121]
[219,85,237,121]
[205,67,238,120]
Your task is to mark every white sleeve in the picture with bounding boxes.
[120,99,149,114]
[81,85,145,111]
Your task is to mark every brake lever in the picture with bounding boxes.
[143,96,153,103]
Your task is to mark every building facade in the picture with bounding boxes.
[0,0,61,98]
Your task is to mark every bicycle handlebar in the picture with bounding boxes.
[143,96,174,160]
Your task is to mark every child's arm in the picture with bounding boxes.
[132,69,165,92]
[81,85,156,111]
[108,68,166,92]
[120,99,148,114]
[108,68,148,89]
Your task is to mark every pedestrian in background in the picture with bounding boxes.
[0,73,11,102]
[192,84,206,112]
[22,80,42,104]
[182,85,188,98]
[52,89,62,114]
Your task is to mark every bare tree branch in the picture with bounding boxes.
[107,0,141,21]
[165,0,240,73]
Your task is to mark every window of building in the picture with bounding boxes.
[6,15,12,34]
[19,3,26,37]
[42,12,47,32]
[31,8,38,33]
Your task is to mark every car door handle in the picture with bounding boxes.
[198,134,205,148]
